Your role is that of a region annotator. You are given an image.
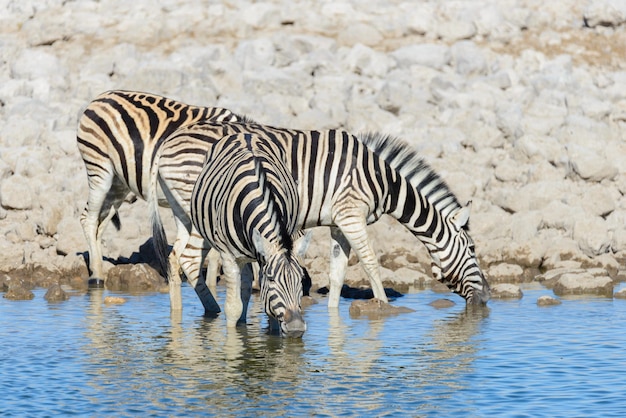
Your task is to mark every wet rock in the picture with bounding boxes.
[614,289,626,299]
[3,284,34,300]
[104,296,127,304]
[490,284,523,299]
[106,263,166,292]
[429,298,455,309]
[553,273,614,297]
[537,268,577,288]
[431,281,452,294]
[44,284,68,302]
[5,264,62,290]
[537,295,562,306]
[67,276,88,291]
[301,295,317,308]
[383,267,433,293]
[349,298,415,317]
[0,273,13,292]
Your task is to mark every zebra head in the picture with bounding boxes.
[429,202,490,305]
[253,230,309,337]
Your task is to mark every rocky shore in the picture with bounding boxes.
[1,0,625,303]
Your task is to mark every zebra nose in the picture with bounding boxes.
[281,309,306,338]
[472,282,491,305]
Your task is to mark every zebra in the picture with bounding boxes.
[76,90,242,311]
[151,132,310,336]
[150,119,490,310]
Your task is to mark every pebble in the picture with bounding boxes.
[104,296,127,305]
[537,296,562,306]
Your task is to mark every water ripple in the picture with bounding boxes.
[1,287,626,416]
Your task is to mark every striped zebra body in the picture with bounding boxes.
[76,90,239,310]
[153,120,490,307]
[154,132,308,335]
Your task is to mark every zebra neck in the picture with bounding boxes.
[385,169,457,247]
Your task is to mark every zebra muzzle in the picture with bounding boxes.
[280,309,306,338]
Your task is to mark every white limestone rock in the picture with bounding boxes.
[391,44,451,70]
[537,295,562,306]
[490,283,523,299]
[567,145,618,182]
[553,273,614,297]
[450,41,488,76]
[583,0,626,28]
[0,175,33,210]
[573,216,613,257]
[343,43,395,78]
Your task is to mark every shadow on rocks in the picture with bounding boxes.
[317,284,404,300]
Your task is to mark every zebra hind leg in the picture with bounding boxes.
[167,217,189,312]
[80,173,128,287]
[333,212,389,304]
[328,227,352,308]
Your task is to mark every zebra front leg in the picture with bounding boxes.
[334,209,388,303]
[238,263,254,325]
[328,227,351,308]
[179,232,221,314]
[220,253,243,328]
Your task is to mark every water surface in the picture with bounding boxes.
[1,285,625,417]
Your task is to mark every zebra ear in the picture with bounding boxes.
[252,229,272,259]
[293,230,312,258]
[451,201,471,230]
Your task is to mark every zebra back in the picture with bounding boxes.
[77,90,238,199]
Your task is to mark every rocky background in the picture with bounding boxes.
[1,0,626,302]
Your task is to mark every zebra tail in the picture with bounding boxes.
[112,211,121,230]
[148,160,171,282]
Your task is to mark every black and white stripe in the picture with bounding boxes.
[152,120,490,307]
[76,90,238,305]
[158,132,308,335]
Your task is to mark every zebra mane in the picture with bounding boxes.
[252,155,294,254]
[233,112,258,124]
[358,131,463,219]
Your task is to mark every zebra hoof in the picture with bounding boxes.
[202,310,219,319]
[88,278,105,288]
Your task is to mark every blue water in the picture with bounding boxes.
[1,285,625,417]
